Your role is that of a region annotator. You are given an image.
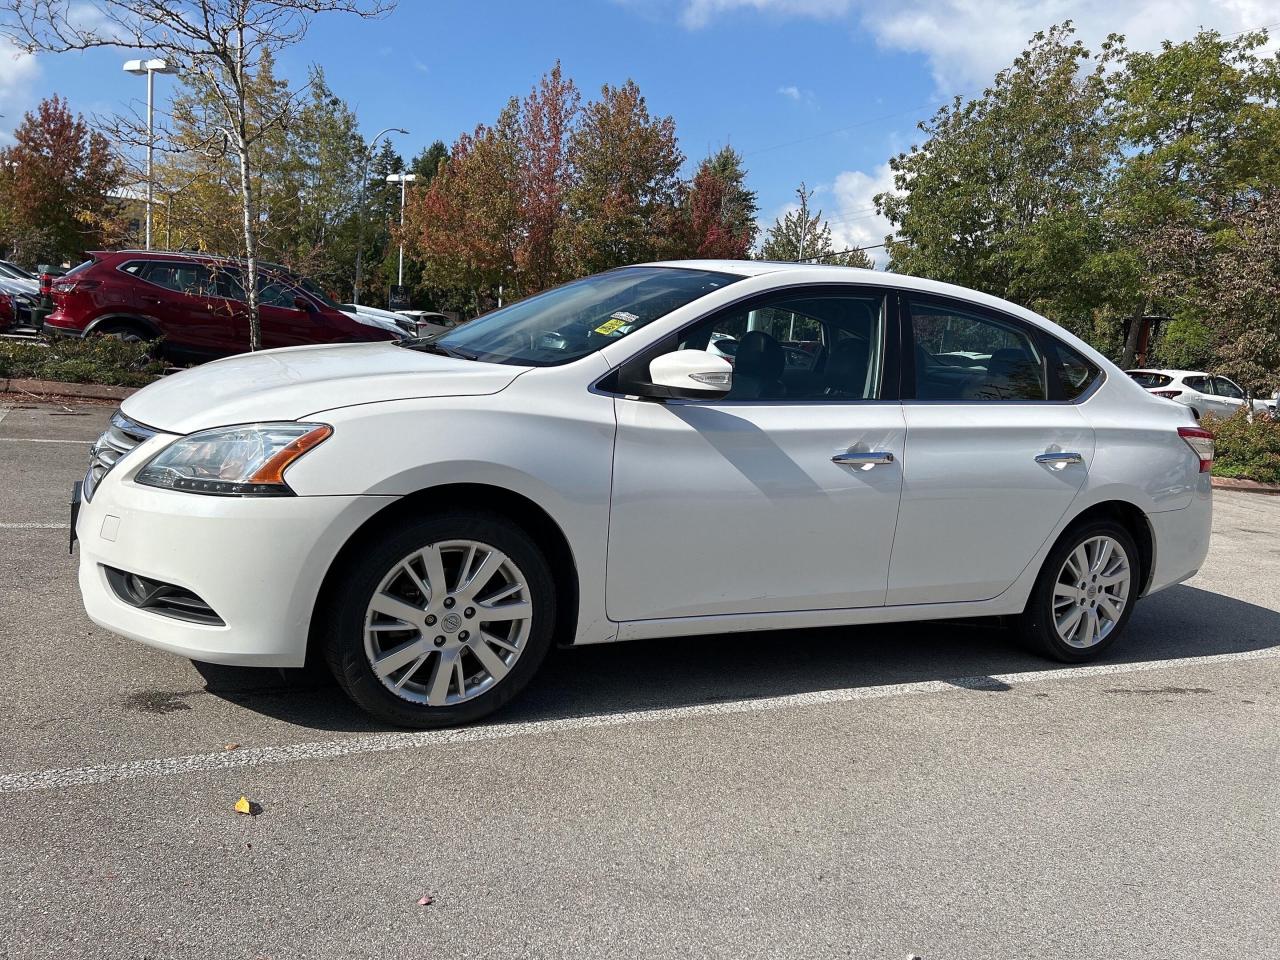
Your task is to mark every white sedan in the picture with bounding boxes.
[1127,368,1274,419]
[73,262,1213,727]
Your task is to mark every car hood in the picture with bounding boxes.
[122,342,525,434]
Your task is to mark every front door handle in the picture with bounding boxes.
[832,451,895,467]
[1035,451,1084,467]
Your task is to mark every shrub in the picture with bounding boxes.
[1202,408,1280,485]
[0,335,165,388]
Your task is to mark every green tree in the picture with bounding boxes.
[565,79,685,273]
[759,182,858,264]
[876,23,1120,330]
[285,65,365,297]
[1,0,393,350]
[1106,27,1280,366]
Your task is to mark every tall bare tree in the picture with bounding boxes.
[0,0,392,349]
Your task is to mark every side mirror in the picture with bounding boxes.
[293,295,317,314]
[638,349,732,400]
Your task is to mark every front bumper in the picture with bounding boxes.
[77,465,394,667]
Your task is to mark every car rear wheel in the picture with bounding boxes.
[323,511,556,728]
[94,321,152,344]
[1017,520,1139,662]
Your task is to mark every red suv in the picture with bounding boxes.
[45,250,399,359]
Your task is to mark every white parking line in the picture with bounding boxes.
[1,646,1275,795]
[0,438,92,444]
[0,522,70,529]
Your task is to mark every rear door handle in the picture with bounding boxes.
[832,451,895,467]
[1035,451,1084,467]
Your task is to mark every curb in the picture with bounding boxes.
[0,378,138,401]
[1211,476,1280,496]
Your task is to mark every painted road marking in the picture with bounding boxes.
[0,522,71,529]
[0,438,92,444]
[1,646,1275,795]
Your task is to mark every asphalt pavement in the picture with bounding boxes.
[0,400,1276,959]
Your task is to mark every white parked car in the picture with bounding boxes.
[1126,368,1275,419]
[73,262,1213,727]
[337,302,413,337]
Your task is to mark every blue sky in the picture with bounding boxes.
[2,0,1277,258]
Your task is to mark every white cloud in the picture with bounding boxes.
[826,162,896,266]
[0,39,39,140]
[671,0,1280,89]
[859,0,1280,91]
[756,165,897,264]
[777,84,802,100]
[681,0,852,29]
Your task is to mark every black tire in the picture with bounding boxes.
[94,322,151,343]
[322,510,556,728]
[1016,519,1141,662]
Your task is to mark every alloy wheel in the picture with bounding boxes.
[1052,535,1132,649]
[363,539,533,706]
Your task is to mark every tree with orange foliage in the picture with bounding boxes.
[0,96,125,265]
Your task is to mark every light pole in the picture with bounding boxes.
[353,126,407,305]
[385,172,417,290]
[123,58,176,250]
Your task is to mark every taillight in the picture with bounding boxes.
[39,273,52,297]
[52,279,100,294]
[0,292,13,323]
[1178,426,1214,473]
[1153,389,1182,399]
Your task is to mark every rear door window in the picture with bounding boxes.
[1214,377,1245,399]
[1127,371,1172,389]
[1183,376,1211,393]
[908,299,1046,401]
[143,262,214,297]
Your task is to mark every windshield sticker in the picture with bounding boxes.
[594,311,637,336]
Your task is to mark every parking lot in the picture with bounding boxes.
[0,398,1276,959]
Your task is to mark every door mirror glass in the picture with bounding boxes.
[643,349,732,399]
[293,296,315,313]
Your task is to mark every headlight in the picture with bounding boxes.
[135,423,331,496]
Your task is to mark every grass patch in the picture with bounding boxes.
[1203,409,1280,485]
[0,336,165,388]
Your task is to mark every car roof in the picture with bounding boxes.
[640,259,1060,331]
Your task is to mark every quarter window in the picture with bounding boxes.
[676,292,885,401]
[1054,343,1101,400]
[909,299,1046,401]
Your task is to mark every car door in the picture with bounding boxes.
[887,295,1095,605]
[1177,378,1218,419]
[135,261,227,352]
[606,287,905,622]
[1212,376,1248,415]
[254,275,325,348]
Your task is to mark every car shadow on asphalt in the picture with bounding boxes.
[192,583,1280,733]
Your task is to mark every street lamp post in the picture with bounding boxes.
[385,172,417,289]
[353,126,407,305]
[123,58,176,250]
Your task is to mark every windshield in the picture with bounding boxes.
[296,275,340,309]
[413,266,743,366]
[1,261,35,280]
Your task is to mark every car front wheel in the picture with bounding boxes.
[1018,520,1140,662]
[323,511,556,728]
